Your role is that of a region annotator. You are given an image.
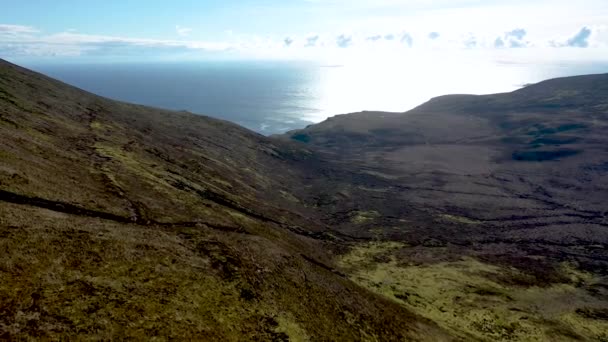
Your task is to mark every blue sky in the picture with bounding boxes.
[1,0,608,63]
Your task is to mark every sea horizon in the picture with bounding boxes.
[16,59,608,135]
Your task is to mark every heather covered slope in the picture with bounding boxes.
[0,59,450,340]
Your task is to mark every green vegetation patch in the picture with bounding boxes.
[274,313,310,342]
[339,241,405,267]
[338,242,607,341]
[90,120,121,133]
[279,190,300,203]
[350,210,381,224]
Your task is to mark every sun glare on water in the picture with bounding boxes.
[304,50,598,122]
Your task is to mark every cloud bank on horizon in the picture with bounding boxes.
[1,0,607,63]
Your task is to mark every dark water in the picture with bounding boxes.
[24,60,608,135]
[29,61,322,134]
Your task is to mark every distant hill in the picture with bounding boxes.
[2,58,607,340]
[284,74,608,239]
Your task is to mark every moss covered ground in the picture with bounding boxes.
[338,242,608,341]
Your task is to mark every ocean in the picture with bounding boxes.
[23,60,608,135]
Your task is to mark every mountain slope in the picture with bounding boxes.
[0,59,450,340]
[283,74,608,340]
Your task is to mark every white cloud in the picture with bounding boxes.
[400,33,413,47]
[0,24,38,36]
[494,28,529,48]
[2,17,608,63]
[336,34,352,48]
[565,27,592,48]
[463,34,477,48]
[0,28,234,58]
[176,25,193,37]
[494,37,505,48]
[305,35,320,47]
[550,26,595,48]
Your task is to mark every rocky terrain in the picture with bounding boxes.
[1,58,607,340]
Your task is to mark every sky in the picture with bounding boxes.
[1,0,608,64]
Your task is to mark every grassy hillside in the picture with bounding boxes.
[2,58,607,340]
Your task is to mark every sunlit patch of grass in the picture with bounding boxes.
[92,141,279,226]
[94,142,216,220]
[211,176,233,189]
[95,143,149,175]
[90,120,123,134]
[560,312,608,342]
[338,242,405,268]
[95,142,186,197]
[274,313,310,342]
[279,190,301,203]
[227,209,257,226]
[559,262,595,285]
[350,210,381,224]
[338,243,606,341]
